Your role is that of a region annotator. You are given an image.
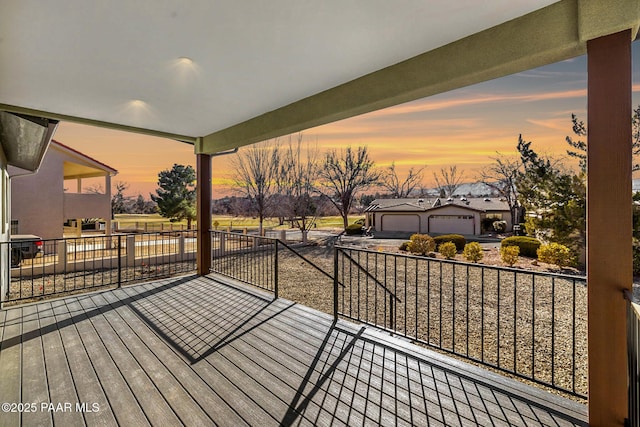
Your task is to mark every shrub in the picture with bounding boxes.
[501,236,541,258]
[354,218,365,225]
[345,223,363,235]
[537,243,573,268]
[433,234,466,251]
[634,238,640,275]
[492,220,507,233]
[463,242,483,263]
[439,242,457,260]
[407,234,435,256]
[399,241,410,252]
[500,245,519,267]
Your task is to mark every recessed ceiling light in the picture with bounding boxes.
[130,99,146,107]
[177,57,193,65]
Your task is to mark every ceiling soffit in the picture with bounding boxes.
[199,0,640,154]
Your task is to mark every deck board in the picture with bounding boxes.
[54,298,117,427]
[20,305,52,427]
[63,298,150,427]
[0,307,21,427]
[41,301,86,426]
[0,274,588,427]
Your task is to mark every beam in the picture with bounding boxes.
[196,151,212,275]
[0,103,198,145]
[587,29,632,426]
[199,0,640,154]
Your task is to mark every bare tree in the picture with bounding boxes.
[433,165,465,198]
[111,181,132,215]
[479,154,521,223]
[231,140,281,234]
[319,146,380,229]
[381,162,425,198]
[85,183,105,194]
[277,134,322,242]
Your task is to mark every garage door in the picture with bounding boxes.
[429,215,474,235]
[381,214,420,233]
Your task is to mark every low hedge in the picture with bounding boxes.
[345,223,363,235]
[501,236,541,258]
[433,234,466,251]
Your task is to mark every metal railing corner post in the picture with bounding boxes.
[274,239,279,299]
[117,234,122,287]
[333,246,339,321]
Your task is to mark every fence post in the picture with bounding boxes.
[56,240,67,271]
[126,235,136,266]
[219,232,225,256]
[274,239,279,299]
[179,233,185,259]
[333,246,339,321]
[117,235,122,287]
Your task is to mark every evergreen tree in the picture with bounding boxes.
[516,135,585,254]
[151,164,196,229]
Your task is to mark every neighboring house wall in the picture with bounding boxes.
[368,198,512,237]
[0,148,8,301]
[11,143,114,240]
[11,148,64,240]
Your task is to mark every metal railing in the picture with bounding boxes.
[626,289,640,427]
[333,246,588,398]
[210,230,339,299]
[3,230,197,303]
[211,230,279,296]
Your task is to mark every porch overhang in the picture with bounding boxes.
[198,0,640,153]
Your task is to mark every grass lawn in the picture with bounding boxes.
[114,214,363,230]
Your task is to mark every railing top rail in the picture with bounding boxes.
[210,229,279,242]
[334,244,587,282]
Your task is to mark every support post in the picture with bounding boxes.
[126,235,135,266]
[197,152,212,275]
[56,240,67,271]
[587,29,632,426]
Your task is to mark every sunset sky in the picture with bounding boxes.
[53,41,640,199]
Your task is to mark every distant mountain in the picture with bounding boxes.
[420,181,499,198]
[452,182,500,197]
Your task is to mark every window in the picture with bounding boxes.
[10,220,18,234]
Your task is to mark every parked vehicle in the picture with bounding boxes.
[10,234,43,267]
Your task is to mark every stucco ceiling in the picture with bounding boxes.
[0,1,638,153]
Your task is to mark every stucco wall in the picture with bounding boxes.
[1,148,9,301]
[372,203,513,237]
[63,193,111,221]
[11,148,64,239]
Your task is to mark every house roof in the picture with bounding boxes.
[51,140,118,179]
[367,197,510,213]
[1,1,638,153]
[365,198,436,212]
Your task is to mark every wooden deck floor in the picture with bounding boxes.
[0,274,588,426]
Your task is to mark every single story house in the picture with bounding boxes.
[10,140,117,240]
[365,197,512,237]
